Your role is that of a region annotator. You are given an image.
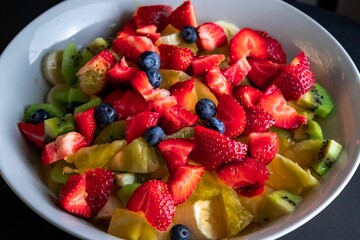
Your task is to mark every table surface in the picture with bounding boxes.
[1,1,359,239]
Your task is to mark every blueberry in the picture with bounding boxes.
[180,26,198,44]
[144,126,165,145]
[195,98,217,120]
[29,109,50,124]
[205,117,225,134]
[95,102,116,126]
[145,68,162,88]
[138,51,160,70]
[170,224,190,240]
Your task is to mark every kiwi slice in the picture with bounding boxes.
[67,87,90,112]
[311,139,342,176]
[41,50,65,85]
[293,119,323,141]
[24,103,65,123]
[116,183,141,207]
[61,42,82,86]
[79,48,95,68]
[165,126,194,139]
[44,113,76,142]
[259,189,302,224]
[86,37,110,55]
[50,160,73,184]
[73,96,102,113]
[296,83,335,118]
[94,120,126,144]
[46,83,71,112]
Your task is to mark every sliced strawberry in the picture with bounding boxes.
[125,111,160,143]
[77,49,117,95]
[169,78,198,112]
[158,109,182,134]
[172,106,199,127]
[222,57,252,86]
[112,36,158,64]
[274,51,316,100]
[74,107,97,145]
[192,126,248,170]
[216,94,247,138]
[196,22,228,51]
[257,30,287,64]
[126,179,176,231]
[133,4,173,31]
[136,24,161,42]
[158,44,194,72]
[248,132,279,165]
[216,156,269,197]
[167,165,205,205]
[166,0,197,30]
[102,89,125,108]
[18,121,45,149]
[41,132,88,165]
[242,106,275,135]
[106,57,140,88]
[158,138,195,176]
[229,27,268,64]
[203,67,232,98]
[117,18,137,38]
[233,85,263,109]
[247,58,285,90]
[129,71,154,100]
[147,89,178,114]
[258,84,307,129]
[190,54,226,77]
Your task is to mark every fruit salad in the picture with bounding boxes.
[17,0,343,239]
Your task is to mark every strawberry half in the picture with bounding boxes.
[136,24,161,42]
[158,44,194,72]
[129,71,154,100]
[125,111,160,143]
[126,179,176,231]
[233,85,262,109]
[117,18,137,38]
[192,126,248,170]
[169,78,198,112]
[106,57,140,88]
[258,84,307,129]
[203,67,232,98]
[274,51,316,101]
[167,165,205,205]
[216,94,247,138]
[74,107,97,145]
[147,88,178,114]
[190,54,226,77]
[196,22,228,51]
[242,106,275,135]
[248,132,279,164]
[158,106,198,134]
[222,57,252,86]
[158,138,195,176]
[18,121,45,149]
[257,30,287,64]
[103,89,125,108]
[133,4,173,31]
[166,0,197,30]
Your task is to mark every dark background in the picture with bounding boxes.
[1,0,359,239]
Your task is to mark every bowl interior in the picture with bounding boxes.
[0,0,359,239]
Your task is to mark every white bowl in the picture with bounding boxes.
[0,0,359,239]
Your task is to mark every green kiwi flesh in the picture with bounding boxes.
[293,119,323,141]
[44,113,76,142]
[116,183,141,206]
[74,97,102,113]
[46,84,71,112]
[24,103,64,123]
[86,37,110,55]
[67,88,90,111]
[94,120,126,144]
[61,42,82,86]
[165,126,194,139]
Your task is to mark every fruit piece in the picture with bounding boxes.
[129,70,155,99]
[93,195,123,222]
[190,54,226,77]
[144,126,165,146]
[195,98,217,120]
[147,88,178,114]
[194,78,218,106]
[233,85,262,109]
[133,4,173,31]
[116,18,137,38]
[258,84,307,129]
[117,183,141,206]
[74,107,97,145]
[203,67,232,98]
[259,189,302,224]
[115,172,136,187]
[86,37,110,55]
[169,224,190,240]
[243,106,275,135]
[180,26,198,44]
[192,126,248,170]
[296,82,335,118]
[158,44,194,72]
[293,119,323,141]
[274,51,315,101]
[215,20,239,40]
[170,79,198,113]
[248,132,279,165]
[17,122,45,149]
[41,131,88,165]
[61,42,82,86]
[26,109,49,124]
[66,87,90,112]
[229,28,268,63]
[127,179,176,231]
[158,108,182,134]
[46,83,71,112]
[77,49,117,95]
[24,103,64,123]
[138,51,161,71]
[166,0,197,30]
[41,50,65,85]
[106,57,140,88]
[94,102,117,127]
[73,97,102,113]
[196,22,228,51]
[125,111,160,144]
[158,69,192,89]
[247,58,285,89]
[216,94,247,138]
[256,30,287,64]
[222,57,252,86]
[204,117,225,134]
[166,126,194,139]
[44,114,76,141]
[167,165,205,205]
[49,160,73,184]
[266,154,319,194]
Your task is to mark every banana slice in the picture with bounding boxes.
[215,20,240,40]
[41,50,65,85]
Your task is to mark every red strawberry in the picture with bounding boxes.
[242,106,275,135]
[169,78,198,112]
[247,58,285,90]
[127,179,176,231]
[41,132,88,165]
[248,132,279,165]
[77,49,117,95]
[203,67,232,98]
[102,89,125,108]
[216,156,269,197]
[74,107,97,145]
[166,0,197,30]
[192,126,248,170]
[158,109,182,134]
[222,57,252,86]
[216,94,247,138]
[158,44,194,72]
[136,25,161,42]
[258,84,307,129]
[172,106,199,127]
[147,88,178,114]
[167,165,205,205]
[274,51,315,101]
[117,18,137,38]
[257,30,287,64]
[106,57,140,88]
[158,138,195,176]
[125,111,160,143]
[133,4,173,31]
[130,71,154,100]
[196,22,228,51]
[190,54,226,77]
[229,28,268,64]
[233,85,262,109]
[17,121,45,149]
[112,36,158,64]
